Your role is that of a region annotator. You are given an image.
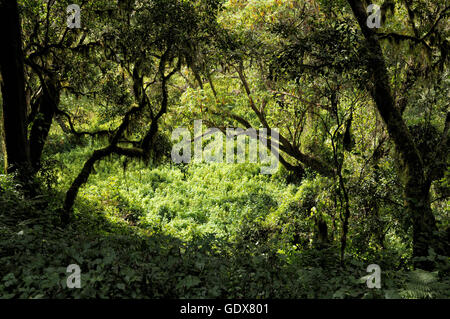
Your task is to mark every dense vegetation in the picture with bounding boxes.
[0,0,449,299]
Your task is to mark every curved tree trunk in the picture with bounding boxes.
[62,146,114,224]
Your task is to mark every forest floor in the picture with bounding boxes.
[1,136,449,299]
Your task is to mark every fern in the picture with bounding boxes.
[399,270,444,299]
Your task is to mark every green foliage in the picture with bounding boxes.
[1,0,449,300]
[2,162,449,299]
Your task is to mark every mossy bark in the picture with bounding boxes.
[347,0,439,264]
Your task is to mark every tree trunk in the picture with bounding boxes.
[0,0,31,178]
[0,108,7,174]
[29,79,59,171]
[62,146,114,224]
[347,0,438,264]
[405,179,438,262]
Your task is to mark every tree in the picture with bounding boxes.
[0,0,31,179]
[21,0,107,172]
[346,0,449,264]
[61,0,222,222]
[193,0,449,263]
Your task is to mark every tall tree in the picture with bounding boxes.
[346,0,449,264]
[0,0,31,178]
